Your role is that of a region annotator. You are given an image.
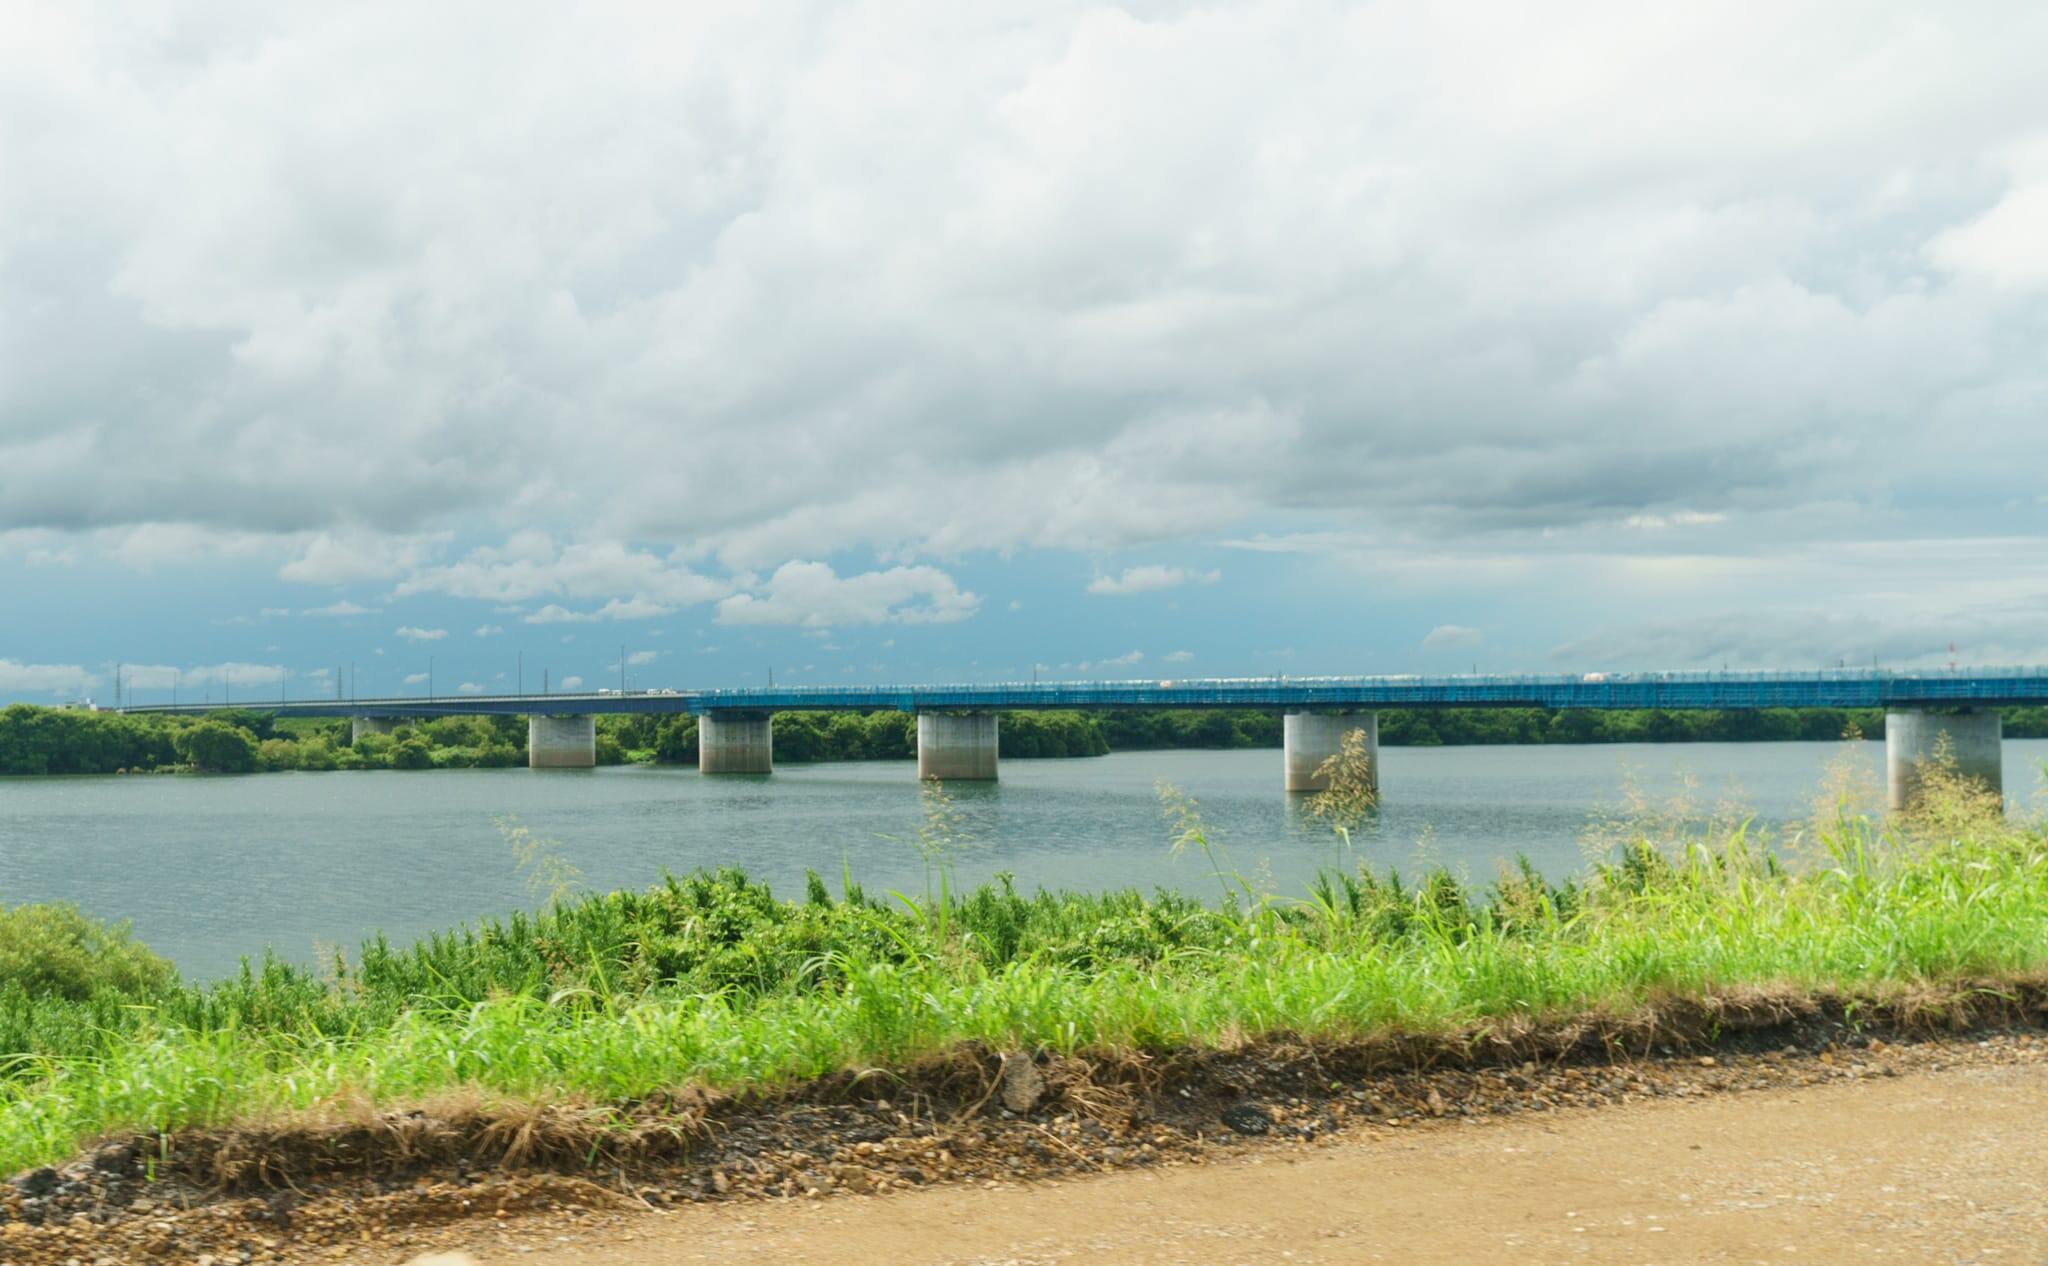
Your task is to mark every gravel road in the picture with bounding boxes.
[403,1057,2048,1265]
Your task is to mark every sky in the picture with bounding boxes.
[3,2,2047,705]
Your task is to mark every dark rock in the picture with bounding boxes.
[11,1168,57,1198]
[1220,1104,1271,1136]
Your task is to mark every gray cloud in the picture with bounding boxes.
[1,3,2045,610]
[1422,625,1483,650]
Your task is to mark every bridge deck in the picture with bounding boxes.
[112,668,2048,720]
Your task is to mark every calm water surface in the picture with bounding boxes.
[4,741,2043,979]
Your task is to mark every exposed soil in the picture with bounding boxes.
[477,1053,2048,1265]
[4,981,2048,1264]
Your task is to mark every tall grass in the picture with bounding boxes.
[0,755,2041,1174]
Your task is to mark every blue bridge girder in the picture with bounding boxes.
[112,667,2048,721]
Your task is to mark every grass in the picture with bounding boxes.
[0,752,2041,1177]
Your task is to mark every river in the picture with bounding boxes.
[3,740,2042,979]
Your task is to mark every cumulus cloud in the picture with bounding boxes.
[1163,650,1194,663]
[2,3,2044,589]
[397,535,723,608]
[114,664,181,691]
[524,605,599,625]
[1086,566,1222,596]
[559,675,585,690]
[1421,624,1484,650]
[169,662,286,689]
[1928,142,2048,291]
[0,660,94,696]
[6,5,2048,690]
[456,682,483,695]
[626,650,658,666]
[304,600,377,617]
[595,597,674,621]
[280,533,445,585]
[716,562,980,628]
[394,626,448,642]
[403,672,429,685]
[473,624,504,637]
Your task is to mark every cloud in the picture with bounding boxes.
[1079,650,1144,671]
[303,600,378,617]
[1623,511,1727,532]
[280,533,445,585]
[4,6,2048,686]
[162,662,285,690]
[596,597,674,621]
[1086,566,1221,596]
[626,650,658,666]
[525,605,600,625]
[0,660,94,696]
[113,664,180,691]
[559,675,584,690]
[473,624,504,636]
[1928,143,2048,291]
[716,562,980,628]
[394,626,448,642]
[403,672,429,685]
[456,682,483,695]
[1421,624,1484,650]
[1,4,2042,595]
[398,535,723,609]
[1163,650,1194,663]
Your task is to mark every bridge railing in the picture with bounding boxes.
[110,666,2048,717]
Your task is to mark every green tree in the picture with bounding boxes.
[654,717,699,764]
[175,721,257,773]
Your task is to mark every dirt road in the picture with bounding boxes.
[413,1059,2048,1265]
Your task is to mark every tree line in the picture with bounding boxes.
[5,702,2046,775]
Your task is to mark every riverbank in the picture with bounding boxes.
[5,1012,2047,1262]
[0,763,2040,1237]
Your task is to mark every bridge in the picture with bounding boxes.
[119,667,2048,809]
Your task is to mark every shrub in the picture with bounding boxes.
[0,903,175,1002]
[389,738,435,770]
[175,721,258,773]
[255,738,300,772]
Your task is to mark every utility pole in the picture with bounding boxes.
[543,668,549,695]
[620,645,627,694]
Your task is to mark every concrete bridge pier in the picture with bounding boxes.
[700,712,773,774]
[528,715,596,768]
[1284,711,1379,794]
[918,711,998,781]
[351,716,402,743]
[1885,708,2001,811]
